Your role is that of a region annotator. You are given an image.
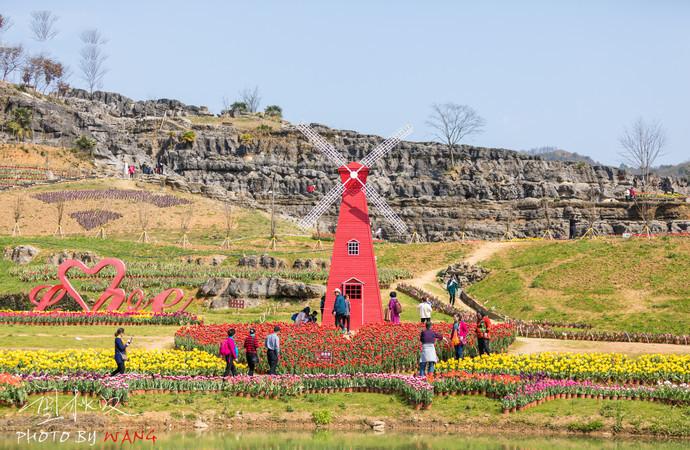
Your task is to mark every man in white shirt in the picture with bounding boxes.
[418,299,432,324]
[265,326,280,375]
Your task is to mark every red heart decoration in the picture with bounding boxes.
[57,258,127,312]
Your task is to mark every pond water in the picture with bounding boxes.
[3,431,688,450]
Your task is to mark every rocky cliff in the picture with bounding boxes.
[2,82,688,240]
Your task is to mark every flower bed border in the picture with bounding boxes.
[0,310,201,326]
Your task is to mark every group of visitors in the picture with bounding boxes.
[110,288,492,378]
[219,326,282,377]
[332,288,351,333]
[417,311,492,376]
[123,161,164,179]
[624,187,638,201]
[292,306,318,324]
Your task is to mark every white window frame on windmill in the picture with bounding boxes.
[347,239,360,256]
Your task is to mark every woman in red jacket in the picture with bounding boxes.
[475,312,491,356]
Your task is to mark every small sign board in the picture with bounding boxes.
[622,233,631,239]
[316,351,332,362]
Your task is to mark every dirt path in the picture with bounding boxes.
[510,337,690,356]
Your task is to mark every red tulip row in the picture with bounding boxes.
[174,321,516,374]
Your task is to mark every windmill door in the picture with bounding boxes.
[343,278,364,327]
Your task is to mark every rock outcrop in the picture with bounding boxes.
[3,245,39,265]
[47,251,100,266]
[238,254,286,269]
[198,277,325,300]
[2,82,688,240]
[437,263,490,286]
[292,258,329,270]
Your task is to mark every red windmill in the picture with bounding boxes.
[296,124,412,330]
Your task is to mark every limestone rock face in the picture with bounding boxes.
[3,245,40,265]
[2,84,688,240]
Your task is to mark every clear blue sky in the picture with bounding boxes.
[2,0,689,165]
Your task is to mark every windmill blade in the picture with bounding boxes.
[359,124,413,168]
[298,182,346,230]
[364,184,408,235]
[296,124,348,167]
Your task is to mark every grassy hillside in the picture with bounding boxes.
[467,238,690,334]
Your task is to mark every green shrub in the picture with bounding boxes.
[567,419,604,433]
[231,102,248,114]
[264,105,282,118]
[255,124,272,134]
[311,410,333,426]
[180,130,196,145]
[240,133,255,146]
[75,135,96,152]
[4,107,33,141]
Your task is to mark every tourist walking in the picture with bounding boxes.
[332,288,347,331]
[220,328,238,377]
[343,294,351,333]
[476,312,492,356]
[243,328,259,376]
[450,314,469,359]
[128,164,135,178]
[419,322,444,376]
[388,291,402,324]
[320,294,326,322]
[446,276,458,306]
[110,328,132,376]
[418,298,432,324]
[265,325,281,375]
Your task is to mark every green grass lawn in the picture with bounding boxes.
[2,393,687,438]
[467,238,690,334]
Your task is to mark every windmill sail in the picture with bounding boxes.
[297,182,346,230]
[364,184,408,234]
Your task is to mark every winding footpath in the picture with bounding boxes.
[403,240,690,356]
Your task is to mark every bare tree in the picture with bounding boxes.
[619,117,666,187]
[54,200,65,238]
[178,204,194,248]
[30,11,59,42]
[21,55,64,93]
[0,14,14,39]
[427,103,485,166]
[137,203,151,243]
[239,86,261,113]
[0,45,23,80]
[220,201,236,248]
[79,29,108,93]
[12,196,24,236]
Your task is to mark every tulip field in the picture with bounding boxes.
[174,322,517,374]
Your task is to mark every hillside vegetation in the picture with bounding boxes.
[467,238,690,334]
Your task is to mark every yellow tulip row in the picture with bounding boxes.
[435,352,690,382]
[0,349,247,375]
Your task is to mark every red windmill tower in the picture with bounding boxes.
[296,124,412,330]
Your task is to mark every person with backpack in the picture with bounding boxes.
[450,314,469,359]
[332,288,347,331]
[219,328,238,377]
[243,328,259,376]
[388,291,402,324]
[446,276,458,306]
[476,312,492,356]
